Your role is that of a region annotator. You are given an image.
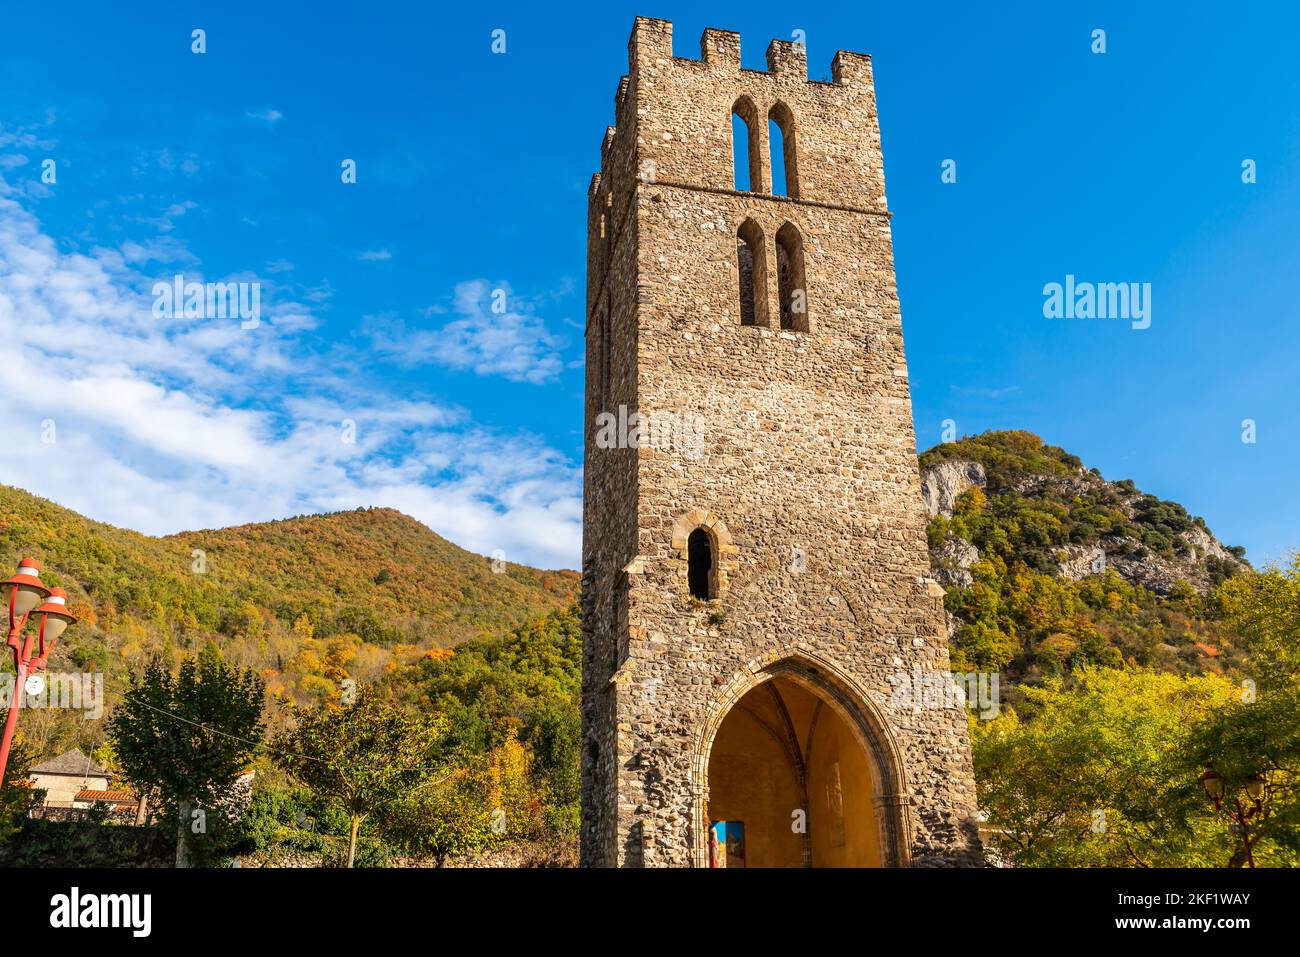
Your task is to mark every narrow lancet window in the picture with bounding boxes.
[732,97,762,191]
[737,219,768,327]
[776,222,808,332]
[768,102,799,198]
[688,528,713,599]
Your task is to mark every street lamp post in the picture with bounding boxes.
[0,558,78,787]
[1199,763,1268,868]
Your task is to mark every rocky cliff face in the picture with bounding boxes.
[919,453,1246,597]
[920,460,986,520]
[931,535,980,589]
[915,430,1249,681]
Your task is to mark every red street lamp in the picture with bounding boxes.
[0,558,77,787]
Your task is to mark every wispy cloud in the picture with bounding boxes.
[126,199,198,233]
[357,248,392,262]
[0,118,56,153]
[367,280,566,384]
[0,172,580,568]
[131,147,201,179]
[245,108,284,126]
[950,384,1022,400]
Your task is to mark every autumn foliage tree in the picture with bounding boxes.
[274,687,449,867]
[1184,553,1300,864]
[388,769,494,867]
[972,668,1243,866]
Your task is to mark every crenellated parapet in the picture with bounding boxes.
[590,16,887,221]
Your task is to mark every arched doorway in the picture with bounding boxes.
[694,657,909,867]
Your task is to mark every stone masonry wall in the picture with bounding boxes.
[581,16,982,868]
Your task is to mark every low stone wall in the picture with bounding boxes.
[0,819,172,868]
[235,840,578,869]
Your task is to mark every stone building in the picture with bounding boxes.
[581,17,981,867]
[28,748,111,808]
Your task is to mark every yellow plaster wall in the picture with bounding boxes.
[706,677,879,867]
[807,701,880,867]
[706,704,803,866]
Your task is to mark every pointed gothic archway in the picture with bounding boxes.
[691,653,911,867]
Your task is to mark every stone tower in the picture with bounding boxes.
[581,17,981,868]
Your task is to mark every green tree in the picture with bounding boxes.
[394,605,582,839]
[0,734,42,844]
[274,687,448,867]
[1186,553,1300,865]
[972,667,1242,866]
[389,764,494,866]
[1217,552,1300,684]
[108,644,265,867]
[1180,680,1300,866]
[526,698,581,836]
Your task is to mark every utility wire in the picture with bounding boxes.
[128,697,461,775]
[130,697,329,767]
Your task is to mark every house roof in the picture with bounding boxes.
[75,789,138,805]
[30,748,110,777]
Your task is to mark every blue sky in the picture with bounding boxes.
[0,1,1296,570]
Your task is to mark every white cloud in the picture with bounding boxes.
[357,248,392,262]
[368,279,566,384]
[245,109,284,125]
[0,120,55,153]
[0,180,581,569]
[132,148,201,178]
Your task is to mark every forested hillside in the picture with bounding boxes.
[2,432,1295,869]
[920,431,1250,692]
[916,432,1297,866]
[0,483,575,757]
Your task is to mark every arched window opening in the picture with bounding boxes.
[768,103,799,198]
[731,97,762,191]
[731,114,752,190]
[688,528,713,600]
[737,219,768,327]
[776,222,809,332]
